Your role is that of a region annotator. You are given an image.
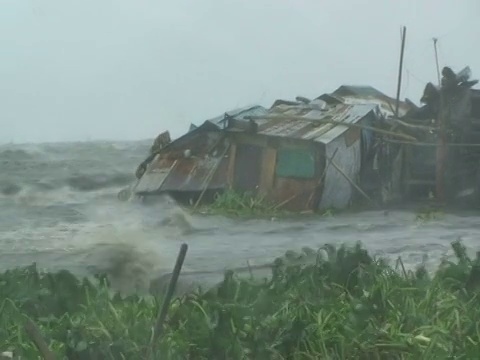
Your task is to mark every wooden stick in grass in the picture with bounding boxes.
[397,256,408,279]
[305,148,339,209]
[151,243,188,348]
[24,319,56,360]
[329,159,376,206]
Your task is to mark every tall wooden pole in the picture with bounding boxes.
[433,38,441,85]
[433,38,446,203]
[436,90,447,203]
[395,26,407,117]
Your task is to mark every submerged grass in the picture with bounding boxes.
[415,205,445,223]
[198,190,338,218]
[198,190,287,218]
[2,239,480,359]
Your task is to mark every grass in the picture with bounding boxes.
[198,190,339,218]
[198,190,287,218]
[415,206,445,223]
[199,190,445,223]
[2,239,480,359]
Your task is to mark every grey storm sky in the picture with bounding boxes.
[1,0,479,144]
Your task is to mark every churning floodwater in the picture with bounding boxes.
[1,140,480,294]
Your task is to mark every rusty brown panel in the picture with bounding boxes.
[161,157,228,192]
[233,133,269,147]
[344,127,361,147]
[210,156,229,189]
[153,157,176,169]
[259,147,277,195]
[270,177,318,211]
[233,143,263,193]
[161,158,197,191]
[226,144,237,189]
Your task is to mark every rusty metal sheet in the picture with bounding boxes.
[268,177,318,211]
[160,156,228,192]
[135,165,173,193]
[233,144,263,193]
[252,103,376,145]
[259,147,277,194]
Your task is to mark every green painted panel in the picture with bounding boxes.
[275,148,315,179]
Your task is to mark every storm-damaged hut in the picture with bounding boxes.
[132,106,268,204]
[132,86,412,211]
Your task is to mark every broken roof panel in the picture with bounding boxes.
[160,156,228,192]
[333,85,388,98]
[249,103,378,145]
[318,85,411,117]
[198,105,268,128]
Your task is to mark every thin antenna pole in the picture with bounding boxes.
[395,26,407,118]
[433,38,441,85]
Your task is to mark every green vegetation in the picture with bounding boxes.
[2,240,480,359]
[199,190,286,217]
[198,190,338,218]
[415,206,445,223]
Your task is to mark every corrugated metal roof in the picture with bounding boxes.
[201,105,268,127]
[136,151,229,195]
[319,85,411,117]
[252,103,377,145]
[333,85,387,98]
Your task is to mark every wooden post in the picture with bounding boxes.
[433,38,441,86]
[395,26,407,118]
[193,144,231,210]
[329,159,376,206]
[432,36,447,203]
[24,319,56,360]
[150,243,188,352]
[436,91,447,203]
[306,148,339,209]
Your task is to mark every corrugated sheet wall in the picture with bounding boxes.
[318,130,361,210]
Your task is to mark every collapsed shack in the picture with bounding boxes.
[132,86,414,212]
[384,66,480,205]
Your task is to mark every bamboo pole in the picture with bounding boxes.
[433,38,441,85]
[433,37,445,203]
[245,115,418,142]
[395,26,407,118]
[306,148,339,209]
[272,193,299,210]
[24,319,56,360]
[436,91,447,202]
[150,243,188,355]
[390,118,435,131]
[384,139,480,148]
[329,159,375,206]
[193,144,231,211]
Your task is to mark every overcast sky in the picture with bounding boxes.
[1,0,479,143]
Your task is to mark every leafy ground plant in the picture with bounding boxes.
[200,190,337,218]
[2,240,480,359]
[199,190,286,217]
